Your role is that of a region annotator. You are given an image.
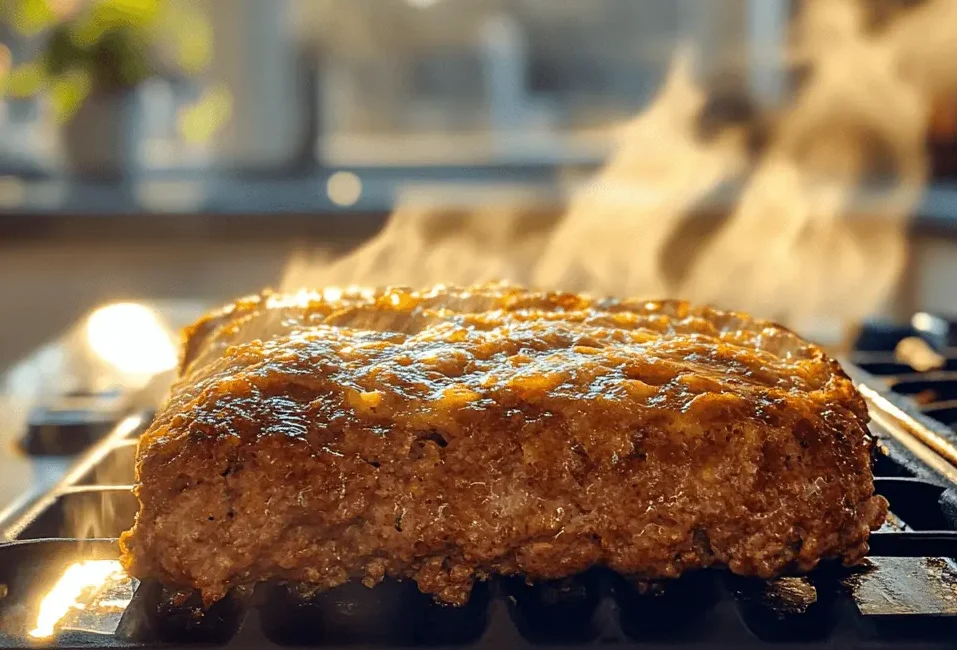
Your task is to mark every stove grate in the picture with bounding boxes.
[3,314,957,647]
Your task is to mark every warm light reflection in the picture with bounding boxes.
[895,336,946,372]
[265,286,381,305]
[326,171,363,207]
[30,560,125,639]
[85,303,177,375]
[266,289,323,310]
[323,286,344,302]
[97,599,134,609]
[347,285,376,300]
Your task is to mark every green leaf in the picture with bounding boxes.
[90,26,152,88]
[4,61,46,97]
[72,0,161,47]
[44,24,88,76]
[178,84,233,143]
[50,68,91,121]
[171,8,211,73]
[10,0,57,36]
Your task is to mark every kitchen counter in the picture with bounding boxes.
[1,172,957,238]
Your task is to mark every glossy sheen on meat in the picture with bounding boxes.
[119,283,887,605]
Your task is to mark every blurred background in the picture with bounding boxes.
[1,0,957,371]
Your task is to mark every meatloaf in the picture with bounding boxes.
[119,283,888,605]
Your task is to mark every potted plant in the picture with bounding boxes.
[1,0,211,179]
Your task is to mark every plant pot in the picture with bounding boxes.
[60,88,140,180]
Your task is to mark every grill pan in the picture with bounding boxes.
[3,325,957,648]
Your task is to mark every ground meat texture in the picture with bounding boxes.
[119,283,888,606]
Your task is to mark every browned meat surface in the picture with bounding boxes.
[120,283,887,605]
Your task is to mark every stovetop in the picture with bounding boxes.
[2,306,957,648]
[0,301,205,527]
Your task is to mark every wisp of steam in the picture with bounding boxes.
[283,0,957,335]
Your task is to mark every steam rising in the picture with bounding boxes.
[673,0,937,324]
[284,0,957,331]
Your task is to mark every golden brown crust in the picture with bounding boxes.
[121,282,887,605]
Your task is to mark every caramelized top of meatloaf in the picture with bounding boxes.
[121,283,887,605]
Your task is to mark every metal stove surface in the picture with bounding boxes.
[2,308,957,648]
[0,301,206,529]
